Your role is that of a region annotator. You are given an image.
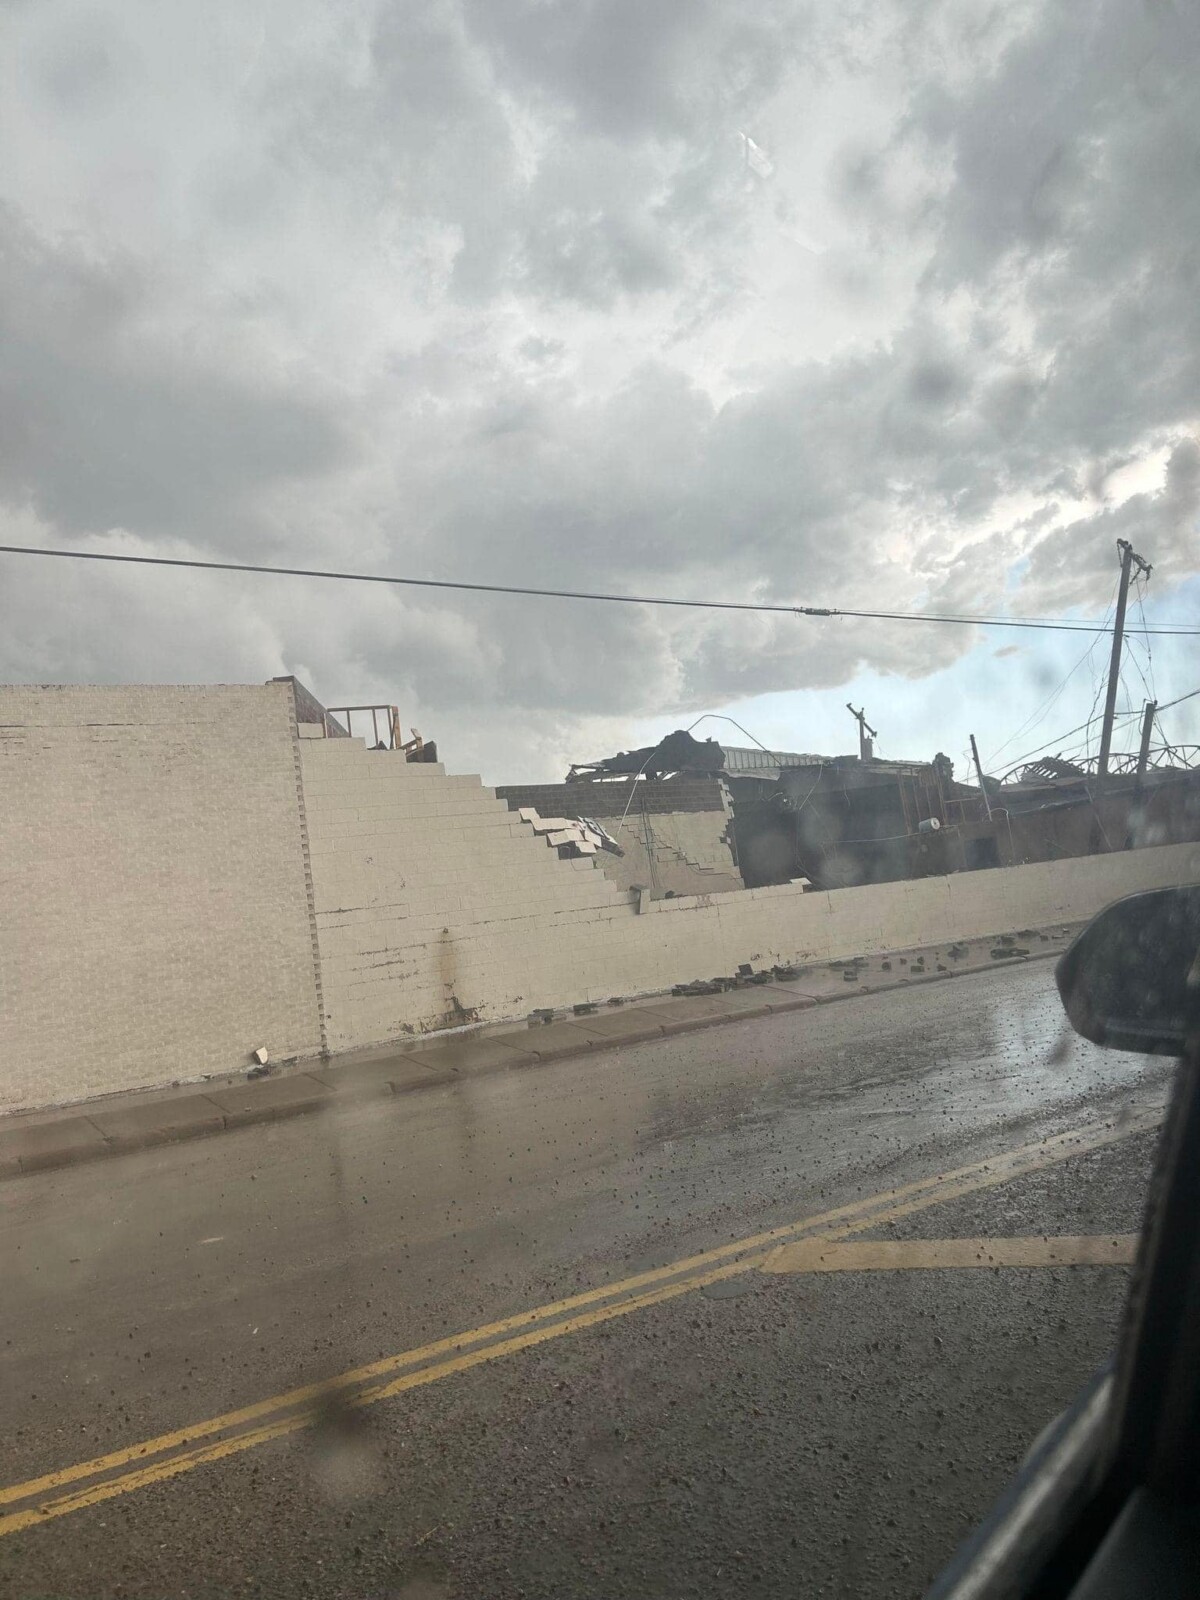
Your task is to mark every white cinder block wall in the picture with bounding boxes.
[302,733,1200,1053]
[631,841,1200,978]
[593,810,743,897]
[0,684,323,1111]
[300,738,636,1049]
[5,682,1199,1110]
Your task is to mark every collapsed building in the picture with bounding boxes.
[495,732,743,900]
[8,677,1198,1115]
[976,754,1200,867]
[523,726,1200,893]
[720,746,969,888]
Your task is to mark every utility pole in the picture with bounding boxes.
[969,734,994,820]
[846,703,877,761]
[1096,539,1152,781]
[1135,699,1157,789]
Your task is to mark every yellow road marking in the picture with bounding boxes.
[0,1259,757,1539]
[0,1105,1162,1538]
[762,1233,1139,1274]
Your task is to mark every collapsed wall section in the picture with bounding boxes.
[300,738,638,1049]
[303,733,1200,1057]
[494,778,743,898]
[6,681,1198,1109]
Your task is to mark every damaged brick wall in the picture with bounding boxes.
[574,811,742,898]
[301,739,634,1050]
[496,779,743,898]
[495,779,726,815]
[302,734,1200,1056]
[8,682,1199,1109]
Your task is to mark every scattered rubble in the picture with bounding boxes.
[515,808,624,861]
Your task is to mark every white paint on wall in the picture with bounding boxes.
[0,683,323,1112]
[300,737,633,1049]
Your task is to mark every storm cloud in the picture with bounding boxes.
[1,0,1196,778]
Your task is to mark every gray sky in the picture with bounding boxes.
[2,0,1198,781]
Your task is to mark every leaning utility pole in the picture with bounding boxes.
[1135,699,1157,789]
[969,734,994,820]
[846,703,877,761]
[1096,538,1152,781]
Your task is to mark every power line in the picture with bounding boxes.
[685,712,775,754]
[1002,705,1142,775]
[983,575,1121,768]
[1083,662,1111,763]
[1157,685,1200,713]
[1133,571,1156,700]
[1,541,1198,637]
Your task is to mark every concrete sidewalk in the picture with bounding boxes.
[0,925,1079,1180]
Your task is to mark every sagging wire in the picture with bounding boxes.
[983,576,1119,769]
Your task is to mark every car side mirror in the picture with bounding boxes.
[1055,886,1200,1055]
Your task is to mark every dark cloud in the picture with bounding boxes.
[1,0,1198,778]
[0,205,347,545]
[1019,438,1200,614]
[463,0,809,141]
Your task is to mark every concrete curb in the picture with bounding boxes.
[0,943,1066,1183]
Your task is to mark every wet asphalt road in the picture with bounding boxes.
[0,962,1176,1600]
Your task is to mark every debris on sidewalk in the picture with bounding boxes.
[3,923,1080,1183]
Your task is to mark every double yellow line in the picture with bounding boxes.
[0,1106,1161,1539]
